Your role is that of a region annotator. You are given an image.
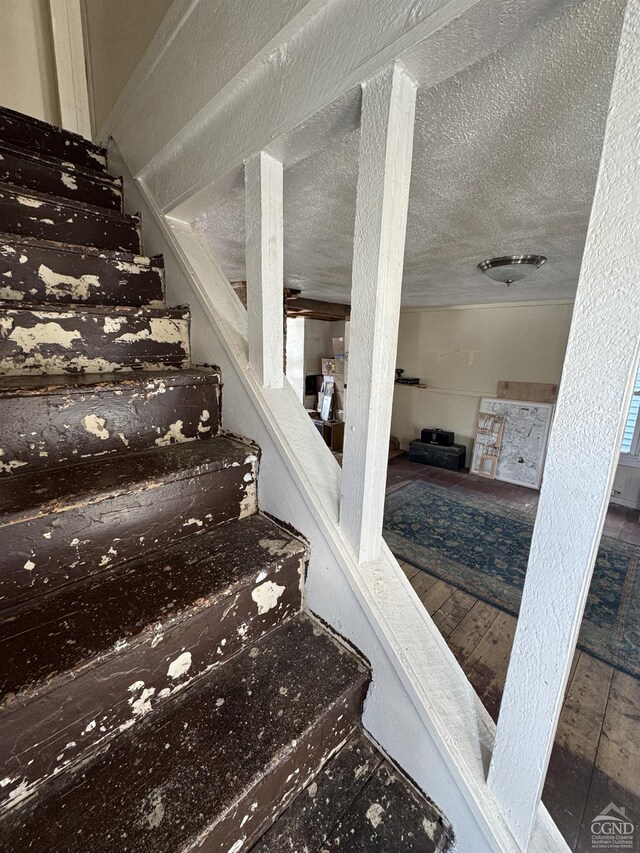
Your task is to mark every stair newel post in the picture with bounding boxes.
[245,151,285,389]
[340,63,417,564]
[488,1,640,847]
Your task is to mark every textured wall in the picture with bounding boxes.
[0,0,59,124]
[196,0,626,307]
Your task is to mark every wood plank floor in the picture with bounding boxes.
[386,456,640,852]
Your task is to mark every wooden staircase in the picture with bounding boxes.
[0,106,453,852]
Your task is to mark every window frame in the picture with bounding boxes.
[619,366,640,467]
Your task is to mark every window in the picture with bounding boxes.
[620,365,640,463]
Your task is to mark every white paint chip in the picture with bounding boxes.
[167,651,192,680]
[9,321,81,353]
[128,683,156,717]
[366,802,385,828]
[61,173,78,190]
[81,414,109,440]
[251,581,286,615]
[38,264,101,301]
[16,195,44,208]
[155,420,195,446]
[7,779,31,805]
[422,817,437,839]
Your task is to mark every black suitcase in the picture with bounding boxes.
[420,427,455,446]
[409,440,466,470]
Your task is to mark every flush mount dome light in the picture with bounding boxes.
[478,254,547,286]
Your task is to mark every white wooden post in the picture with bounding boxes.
[285,316,305,402]
[340,63,417,563]
[245,151,284,389]
[488,2,640,847]
[49,0,92,139]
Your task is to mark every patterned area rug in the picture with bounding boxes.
[384,480,640,677]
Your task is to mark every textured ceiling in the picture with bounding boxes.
[195,0,625,307]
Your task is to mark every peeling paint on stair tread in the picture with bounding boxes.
[0,616,368,852]
[0,512,302,701]
[0,304,190,376]
[0,235,164,308]
[251,581,286,615]
[0,514,304,812]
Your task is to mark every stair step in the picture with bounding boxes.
[0,184,140,253]
[251,731,382,853]
[0,368,220,475]
[0,143,122,211]
[0,234,164,306]
[0,513,305,809]
[251,731,454,853]
[0,615,368,852]
[0,303,189,375]
[319,759,453,852]
[0,435,259,606]
[0,106,108,174]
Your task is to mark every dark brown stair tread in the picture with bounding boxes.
[0,303,190,377]
[0,616,369,853]
[0,434,256,518]
[0,234,164,307]
[0,145,122,211]
[250,731,383,852]
[251,732,454,853]
[321,752,454,851]
[0,106,108,174]
[0,301,186,318]
[0,366,219,394]
[0,184,140,254]
[0,513,305,700]
[0,515,299,806]
[0,232,160,264]
[0,142,121,187]
[0,183,134,222]
[0,369,221,478]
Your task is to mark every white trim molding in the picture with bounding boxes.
[49,0,92,139]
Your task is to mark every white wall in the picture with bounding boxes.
[0,0,59,124]
[82,0,173,134]
[304,319,344,376]
[285,316,305,402]
[391,300,640,507]
[391,302,574,453]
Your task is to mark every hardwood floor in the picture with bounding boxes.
[386,455,640,852]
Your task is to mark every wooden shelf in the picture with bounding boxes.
[394,382,428,389]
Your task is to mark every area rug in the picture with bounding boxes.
[383,480,640,678]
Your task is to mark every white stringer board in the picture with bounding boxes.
[478,398,555,490]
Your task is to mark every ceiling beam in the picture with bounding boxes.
[286,297,351,321]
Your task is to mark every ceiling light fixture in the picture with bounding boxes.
[478,254,547,286]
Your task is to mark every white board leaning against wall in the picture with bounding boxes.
[474,398,555,489]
